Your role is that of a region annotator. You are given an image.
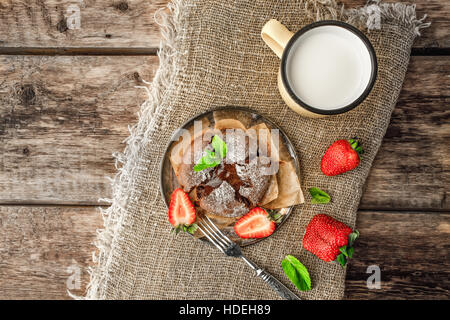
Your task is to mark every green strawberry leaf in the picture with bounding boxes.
[281,255,311,292]
[186,223,198,235]
[172,226,182,235]
[211,135,227,159]
[347,246,354,259]
[172,223,198,236]
[337,253,347,267]
[349,230,360,246]
[271,213,283,224]
[266,209,283,224]
[309,187,331,204]
[348,138,364,155]
[339,245,348,257]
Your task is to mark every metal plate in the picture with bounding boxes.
[159,106,301,246]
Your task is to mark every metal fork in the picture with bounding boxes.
[197,215,300,300]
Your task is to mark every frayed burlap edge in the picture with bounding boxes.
[316,0,430,35]
[69,0,191,300]
[78,0,429,300]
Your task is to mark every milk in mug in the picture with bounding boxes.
[285,26,373,110]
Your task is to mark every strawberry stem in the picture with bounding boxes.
[172,223,198,235]
[349,229,360,246]
[348,138,364,156]
[265,208,283,224]
[336,230,359,268]
[337,253,347,267]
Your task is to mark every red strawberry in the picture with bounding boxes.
[168,188,197,234]
[321,138,363,176]
[234,207,277,239]
[303,214,359,267]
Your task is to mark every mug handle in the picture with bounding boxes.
[261,19,294,58]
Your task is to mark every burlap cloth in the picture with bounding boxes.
[84,0,429,299]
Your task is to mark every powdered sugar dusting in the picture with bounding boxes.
[209,181,235,206]
[236,157,270,205]
[225,130,247,164]
[205,181,248,217]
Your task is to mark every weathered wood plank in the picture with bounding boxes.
[0,206,103,299]
[0,55,158,204]
[1,55,448,209]
[360,55,450,210]
[0,0,447,50]
[0,206,447,299]
[346,210,450,299]
[0,0,166,49]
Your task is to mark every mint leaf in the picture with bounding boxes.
[193,135,227,172]
[281,255,311,292]
[193,164,206,172]
[204,149,215,157]
[309,187,331,204]
[337,253,347,267]
[193,150,220,172]
[211,135,227,159]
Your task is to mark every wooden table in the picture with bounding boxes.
[0,0,448,300]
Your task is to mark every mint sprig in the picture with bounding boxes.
[281,255,311,292]
[309,187,331,204]
[193,135,227,172]
[211,134,227,159]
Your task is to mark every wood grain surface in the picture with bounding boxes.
[0,55,158,204]
[0,0,166,49]
[0,1,448,51]
[0,0,448,300]
[0,206,102,299]
[345,210,450,299]
[0,206,448,299]
[0,55,448,209]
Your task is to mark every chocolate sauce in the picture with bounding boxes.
[196,162,252,206]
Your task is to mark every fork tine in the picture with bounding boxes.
[197,224,225,253]
[197,219,227,253]
[199,218,230,248]
[204,215,233,245]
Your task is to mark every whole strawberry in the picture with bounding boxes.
[303,214,359,267]
[321,138,363,176]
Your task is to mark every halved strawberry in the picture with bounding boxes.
[168,188,197,234]
[234,207,276,239]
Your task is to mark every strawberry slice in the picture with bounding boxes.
[234,207,276,239]
[168,188,197,234]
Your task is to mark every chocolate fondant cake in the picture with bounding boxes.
[177,129,271,217]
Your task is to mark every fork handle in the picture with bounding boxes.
[255,269,301,300]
